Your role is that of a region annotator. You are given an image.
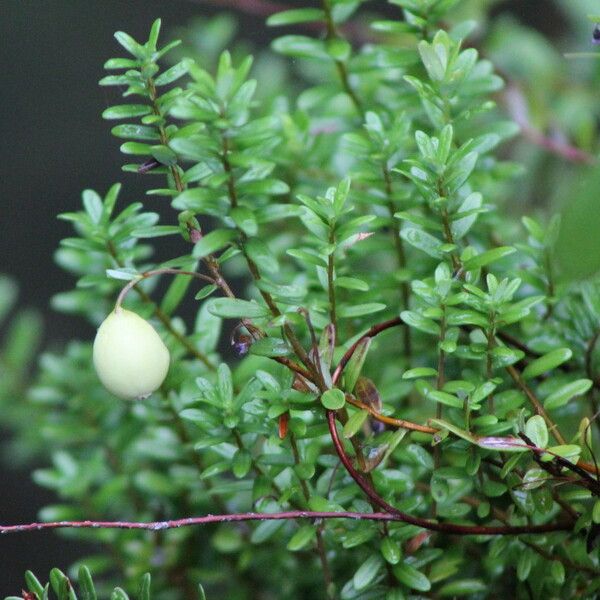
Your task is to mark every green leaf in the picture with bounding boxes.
[102,104,151,120]
[137,574,151,600]
[381,538,402,565]
[114,30,146,59]
[393,562,431,592]
[334,276,369,291]
[522,348,573,380]
[192,229,237,259]
[353,555,384,592]
[132,225,180,238]
[245,238,279,274]
[428,390,463,408]
[321,389,346,410]
[343,410,369,438]
[401,310,439,335]
[344,337,371,393]
[267,8,325,26]
[160,262,197,315]
[78,566,97,600]
[429,419,477,443]
[272,35,329,60]
[543,444,581,464]
[287,248,327,267]
[400,227,443,258]
[232,449,252,478]
[251,519,286,544]
[439,579,487,596]
[207,298,270,319]
[151,144,178,166]
[462,247,515,271]
[592,499,600,524]
[525,415,548,448]
[25,571,45,596]
[403,367,438,379]
[327,38,351,61]
[230,206,258,236]
[249,337,291,358]
[337,303,386,318]
[544,379,592,410]
[287,525,317,551]
[106,267,139,281]
[82,190,103,224]
[155,59,192,86]
[110,588,130,600]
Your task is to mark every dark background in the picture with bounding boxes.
[0,0,564,593]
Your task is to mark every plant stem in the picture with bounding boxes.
[383,165,412,360]
[115,268,214,310]
[327,228,337,333]
[433,306,446,515]
[321,0,364,117]
[326,410,571,535]
[107,243,216,370]
[217,131,323,384]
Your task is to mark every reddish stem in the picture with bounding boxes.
[326,410,570,536]
[332,317,403,384]
[0,511,400,534]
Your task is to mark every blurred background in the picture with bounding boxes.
[1,0,598,593]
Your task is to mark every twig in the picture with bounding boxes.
[344,394,436,434]
[0,511,403,535]
[326,410,571,536]
[115,269,215,310]
[332,317,403,384]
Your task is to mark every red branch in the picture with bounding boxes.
[326,410,571,536]
[332,317,403,384]
[0,511,402,534]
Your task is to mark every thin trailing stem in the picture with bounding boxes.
[115,269,215,310]
[217,129,323,384]
[332,317,403,384]
[332,316,600,476]
[344,394,436,434]
[433,305,447,514]
[326,410,571,535]
[321,0,364,116]
[0,510,483,535]
[107,243,217,370]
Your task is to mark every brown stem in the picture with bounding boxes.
[326,410,571,535]
[322,0,364,117]
[332,317,403,384]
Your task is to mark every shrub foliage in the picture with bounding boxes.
[2,1,600,598]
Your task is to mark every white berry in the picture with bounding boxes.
[93,308,170,400]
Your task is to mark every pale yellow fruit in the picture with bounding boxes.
[93,308,170,400]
